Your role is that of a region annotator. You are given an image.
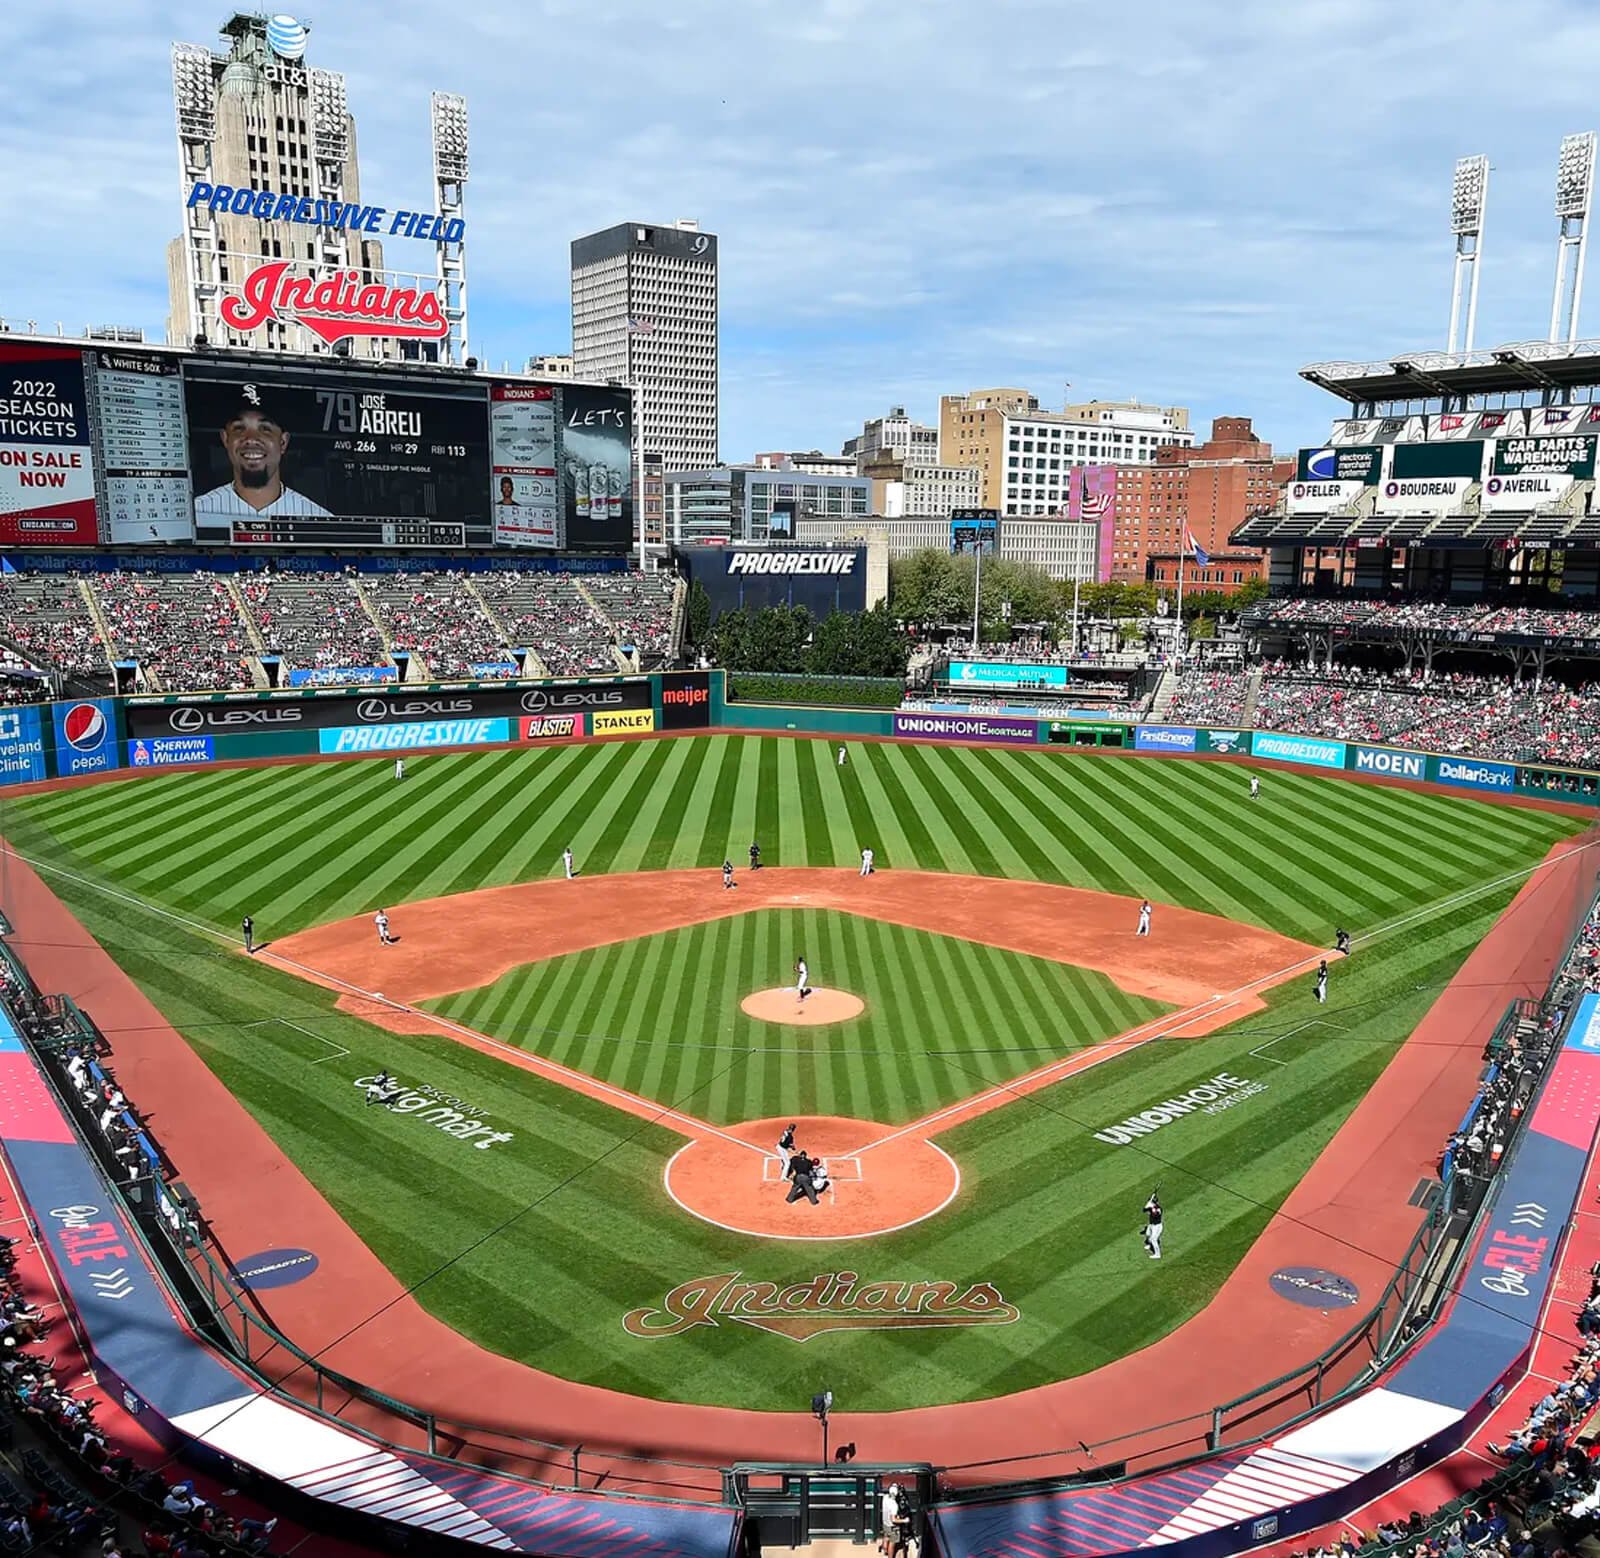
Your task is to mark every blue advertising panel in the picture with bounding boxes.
[286,666,397,688]
[0,706,47,786]
[950,510,999,555]
[51,698,121,778]
[128,736,215,768]
[1351,744,1426,782]
[318,717,510,754]
[1431,754,1516,792]
[1134,724,1197,753]
[949,661,1069,690]
[1251,731,1348,769]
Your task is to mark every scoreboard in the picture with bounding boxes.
[0,338,632,554]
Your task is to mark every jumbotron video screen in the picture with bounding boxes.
[0,338,632,554]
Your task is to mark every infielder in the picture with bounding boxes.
[1314,959,1328,1004]
[722,859,737,890]
[395,758,406,782]
[562,847,576,880]
[1334,927,1352,957]
[374,909,396,945]
[1136,899,1152,937]
[795,956,812,1002]
[860,847,875,877]
[1142,1192,1163,1259]
[1249,773,1260,800]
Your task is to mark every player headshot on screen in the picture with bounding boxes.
[195,384,332,518]
[498,476,518,506]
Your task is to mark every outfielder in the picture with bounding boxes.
[1142,1191,1163,1259]
[395,758,406,782]
[1136,899,1152,937]
[1249,773,1260,800]
[838,745,847,767]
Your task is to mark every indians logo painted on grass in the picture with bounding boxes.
[623,1270,1020,1343]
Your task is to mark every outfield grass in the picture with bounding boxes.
[0,738,1579,1411]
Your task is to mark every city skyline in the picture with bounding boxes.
[6,1,1600,462]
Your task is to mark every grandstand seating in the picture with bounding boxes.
[586,573,678,667]
[239,571,387,673]
[476,573,621,677]
[0,577,108,682]
[359,572,509,680]
[94,573,255,693]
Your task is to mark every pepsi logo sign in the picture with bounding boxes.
[62,703,107,753]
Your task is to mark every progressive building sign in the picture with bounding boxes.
[677,545,868,619]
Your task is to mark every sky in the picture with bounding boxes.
[5,0,1600,462]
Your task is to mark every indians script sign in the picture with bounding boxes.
[623,1270,1020,1342]
[221,262,449,345]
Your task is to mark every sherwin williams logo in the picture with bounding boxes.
[623,1271,1020,1342]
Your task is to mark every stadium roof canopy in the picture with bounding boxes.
[1302,338,1600,407]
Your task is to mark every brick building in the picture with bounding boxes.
[1105,416,1287,582]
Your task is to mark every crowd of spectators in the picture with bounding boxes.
[0,576,109,682]
[238,571,387,674]
[360,572,509,680]
[587,573,678,665]
[476,574,623,677]
[1166,670,1250,726]
[95,574,255,693]
[1247,597,1600,640]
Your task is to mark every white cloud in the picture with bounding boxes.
[5,0,1600,460]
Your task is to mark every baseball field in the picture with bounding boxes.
[0,734,1580,1416]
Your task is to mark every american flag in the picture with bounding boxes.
[628,317,655,335]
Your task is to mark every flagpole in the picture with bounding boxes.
[1175,542,1186,666]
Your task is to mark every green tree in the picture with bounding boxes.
[889,549,967,624]
[806,609,859,676]
[849,602,911,677]
[685,580,712,646]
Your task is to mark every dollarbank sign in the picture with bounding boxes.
[623,1270,1020,1343]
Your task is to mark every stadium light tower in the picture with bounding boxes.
[1447,155,1489,354]
[1550,132,1597,345]
[431,92,470,366]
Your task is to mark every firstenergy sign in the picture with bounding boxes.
[726,551,857,575]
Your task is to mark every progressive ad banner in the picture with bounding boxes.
[318,718,511,753]
[892,713,1039,745]
[1251,731,1348,769]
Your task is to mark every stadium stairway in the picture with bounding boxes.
[351,576,410,679]
[1242,665,1264,726]
[224,576,272,688]
[470,587,550,678]
[574,579,632,674]
[77,578,120,684]
[1147,665,1179,721]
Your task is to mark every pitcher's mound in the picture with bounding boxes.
[741,987,865,1025]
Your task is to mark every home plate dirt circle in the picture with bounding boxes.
[740,987,865,1024]
[664,1116,960,1240]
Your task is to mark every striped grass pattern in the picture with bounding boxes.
[0,739,1581,1410]
[429,909,1171,1125]
[9,736,1573,942]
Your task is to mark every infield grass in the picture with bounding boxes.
[0,736,1582,1412]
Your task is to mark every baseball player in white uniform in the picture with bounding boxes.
[562,847,576,880]
[838,745,847,767]
[395,758,406,782]
[860,847,874,877]
[195,385,333,520]
[374,910,395,945]
[1142,1192,1163,1259]
[795,957,811,1002]
[1249,773,1260,800]
[1136,899,1152,937]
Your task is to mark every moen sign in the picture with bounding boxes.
[623,1270,1020,1342]
[220,261,449,345]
